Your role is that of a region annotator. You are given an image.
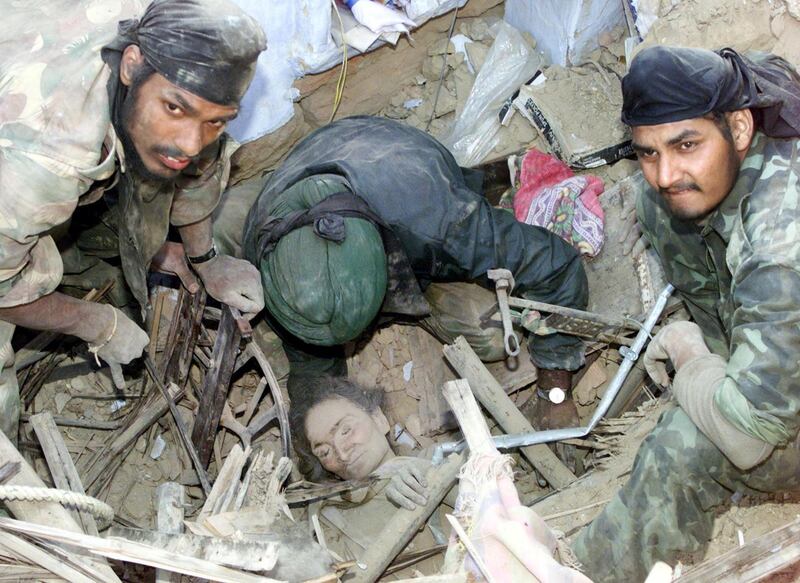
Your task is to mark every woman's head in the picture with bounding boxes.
[290,377,394,480]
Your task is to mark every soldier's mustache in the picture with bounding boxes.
[660,182,701,195]
[153,145,200,163]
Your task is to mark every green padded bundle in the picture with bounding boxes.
[257,176,387,346]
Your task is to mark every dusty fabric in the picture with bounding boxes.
[572,406,800,583]
[673,354,773,470]
[242,116,588,392]
[574,132,800,581]
[101,0,266,106]
[421,282,506,363]
[0,321,18,439]
[513,149,605,258]
[622,46,800,138]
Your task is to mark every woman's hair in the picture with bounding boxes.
[289,376,385,480]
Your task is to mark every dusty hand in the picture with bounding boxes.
[619,194,649,256]
[193,254,265,318]
[643,321,710,386]
[351,0,415,35]
[89,305,149,366]
[377,457,430,510]
[150,241,200,293]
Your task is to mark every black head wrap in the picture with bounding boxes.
[622,45,800,138]
[102,0,266,105]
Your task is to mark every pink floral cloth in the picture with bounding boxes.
[513,149,605,257]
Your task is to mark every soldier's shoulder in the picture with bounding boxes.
[741,136,800,252]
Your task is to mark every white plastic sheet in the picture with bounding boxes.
[229,0,466,143]
[504,0,624,66]
[443,22,540,167]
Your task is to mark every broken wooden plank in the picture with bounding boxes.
[348,452,464,583]
[0,530,96,583]
[155,482,184,583]
[198,444,249,522]
[443,336,576,488]
[192,305,242,467]
[0,428,121,582]
[675,517,800,582]
[161,288,206,386]
[29,412,99,536]
[107,526,278,572]
[0,517,284,583]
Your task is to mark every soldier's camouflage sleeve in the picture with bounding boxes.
[0,0,139,307]
[638,134,800,448]
[714,135,800,445]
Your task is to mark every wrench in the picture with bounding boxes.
[487,268,521,357]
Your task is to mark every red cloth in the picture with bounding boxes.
[513,148,605,257]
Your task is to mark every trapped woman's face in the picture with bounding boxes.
[305,397,394,480]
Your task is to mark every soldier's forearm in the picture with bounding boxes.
[177,216,214,258]
[0,292,111,344]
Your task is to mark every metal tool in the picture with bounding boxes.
[487,268,521,357]
[433,283,675,463]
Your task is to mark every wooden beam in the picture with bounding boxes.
[0,531,96,583]
[192,305,242,468]
[442,336,576,488]
[29,412,99,536]
[155,482,184,583]
[0,517,283,583]
[348,452,464,583]
[675,517,800,582]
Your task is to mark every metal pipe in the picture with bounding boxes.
[432,284,675,464]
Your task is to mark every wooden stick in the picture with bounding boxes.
[29,412,99,536]
[0,517,284,583]
[144,358,212,496]
[443,337,576,488]
[155,483,184,583]
[675,517,800,582]
[0,531,96,583]
[245,342,292,458]
[348,452,464,583]
[192,306,241,467]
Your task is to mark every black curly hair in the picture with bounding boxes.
[289,376,385,481]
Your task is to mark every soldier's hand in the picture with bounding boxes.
[643,321,710,387]
[619,193,649,256]
[151,241,200,293]
[89,305,149,366]
[193,254,264,319]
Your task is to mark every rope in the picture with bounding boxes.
[0,485,114,527]
[329,0,349,123]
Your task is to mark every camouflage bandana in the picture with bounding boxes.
[102,0,266,106]
[622,46,800,139]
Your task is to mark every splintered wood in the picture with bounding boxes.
[440,379,591,583]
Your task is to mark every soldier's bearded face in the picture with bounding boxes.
[632,117,742,222]
[120,72,238,181]
[305,397,395,480]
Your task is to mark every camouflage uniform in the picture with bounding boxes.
[572,132,800,582]
[0,0,236,435]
